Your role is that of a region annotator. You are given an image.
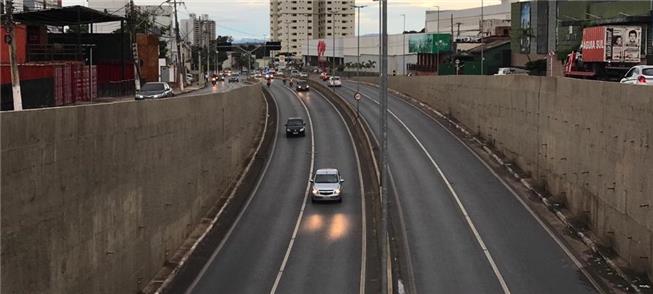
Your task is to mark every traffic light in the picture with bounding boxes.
[216,42,232,51]
[265,41,282,51]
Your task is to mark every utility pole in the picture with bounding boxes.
[129,0,141,91]
[379,0,389,293]
[480,0,484,75]
[172,0,184,91]
[3,0,22,110]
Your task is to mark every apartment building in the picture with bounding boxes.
[270,0,354,57]
[181,13,216,47]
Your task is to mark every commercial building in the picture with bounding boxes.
[21,0,61,11]
[510,0,653,76]
[425,0,517,38]
[270,0,354,58]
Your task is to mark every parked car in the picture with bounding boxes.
[620,65,653,85]
[228,75,240,83]
[299,72,308,78]
[285,117,306,137]
[327,76,342,87]
[494,67,529,76]
[135,82,174,100]
[296,80,310,91]
[290,69,300,77]
[311,168,344,203]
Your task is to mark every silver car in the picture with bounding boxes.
[311,168,344,203]
[620,65,653,85]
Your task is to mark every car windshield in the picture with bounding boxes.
[287,119,303,126]
[643,68,653,76]
[297,81,307,86]
[315,174,338,183]
[141,83,164,91]
[332,77,340,81]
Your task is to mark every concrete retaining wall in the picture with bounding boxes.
[357,75,653,274]
[1,85,265,293]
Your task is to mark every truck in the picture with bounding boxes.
[564,25,642,80]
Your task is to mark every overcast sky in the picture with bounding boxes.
[62,0,502,39]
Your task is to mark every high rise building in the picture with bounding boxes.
[270,0,354,57]
[181,13,216,47]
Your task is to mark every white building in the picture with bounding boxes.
[270,0,354,58]
[88,0,128,33]
[22,0,60,11]
[425,0,517,38]
[303,33,417,75]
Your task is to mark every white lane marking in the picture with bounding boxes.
[269,85,316,294]
[183,88,277,294]
[352,87,512,294]
[312,88,367,294]
[388,88,605,293]
[341,88,417,294]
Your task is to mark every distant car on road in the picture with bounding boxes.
[320,72,329,81]
[311,168,344,203]
[135,82,174,100]
[620,65,653,85]
[285,117,306,137]
[299,72,308,78]
[494,67,529,76]
[290,69,300,77]
[327,76,342,87]
[228,75,240,83]
[296,80,310,91]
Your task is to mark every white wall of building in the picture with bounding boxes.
[425,0,516,37]
[88,0,128,33]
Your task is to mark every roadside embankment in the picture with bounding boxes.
[1,85,265,294]
[355,75,653,276]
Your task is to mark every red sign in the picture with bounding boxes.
[581,26,606,62]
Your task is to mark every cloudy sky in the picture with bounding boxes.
[62,0,502,39]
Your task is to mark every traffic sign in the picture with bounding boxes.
[354,92,361,101]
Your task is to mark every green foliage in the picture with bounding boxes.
[525,59,547,76]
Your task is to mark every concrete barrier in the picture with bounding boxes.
[357,75,653,275]
[1,85,266,294]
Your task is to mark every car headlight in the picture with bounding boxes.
[334,188,341,195]
[299,127,305,132]
[287,128,291,132]
[312,187,319,195]
[136,94,143,98]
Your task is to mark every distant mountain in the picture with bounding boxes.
[233,38,266,44]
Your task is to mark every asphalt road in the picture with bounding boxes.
[179,80,244,97]
[332,80,599,294]
[186,80,363,294]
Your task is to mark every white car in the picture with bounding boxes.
[494,67,529,76]
[620,65,653,85]
[328,76,342,87]
[311,168,344,203]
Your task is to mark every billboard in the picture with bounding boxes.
[519,2,531,53]
[408,34,451,54]
[582,26,641,63]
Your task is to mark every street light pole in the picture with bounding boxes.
[480,0,484,75]
[402,14,406,75]
[354,5,367,118]
[435,5,440,74]
[376,0,389,291]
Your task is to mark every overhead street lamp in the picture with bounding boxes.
[354,4,368,118]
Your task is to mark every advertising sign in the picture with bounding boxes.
[408,34,451,54]
[582,26,641,63]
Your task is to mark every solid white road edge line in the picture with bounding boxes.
[180,88,277,294]
[269,85,316,294]
[352,87,512,294]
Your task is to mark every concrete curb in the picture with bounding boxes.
[355,79,642,293]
